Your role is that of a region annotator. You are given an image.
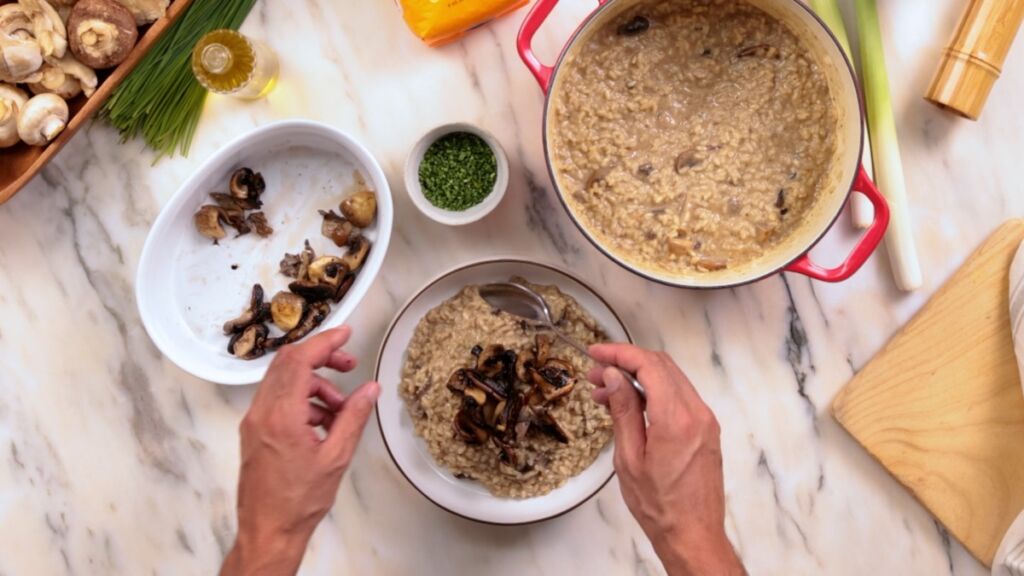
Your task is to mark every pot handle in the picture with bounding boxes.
[785,165,890,282]
[517,0,609,93]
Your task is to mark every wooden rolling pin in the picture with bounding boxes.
[926,0,1024,120]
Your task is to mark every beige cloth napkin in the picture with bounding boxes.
[998,241,1024,576]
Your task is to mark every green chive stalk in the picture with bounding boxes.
[808,0,876,229]
[855,0,921,290]
[101,0,258,159]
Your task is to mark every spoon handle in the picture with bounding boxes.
[550,328,647,400]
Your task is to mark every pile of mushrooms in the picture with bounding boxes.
[194,167,273,243]
[447,335,579,479]
[0,0,161,149]
[221,183,378,360]
[222,236,372,360]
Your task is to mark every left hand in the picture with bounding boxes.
[220,326,380,576]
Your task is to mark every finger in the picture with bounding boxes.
[310,375,345,412]
[322,381,381,465]
[591,386,610,405]
[603,367,646,473]
[308,403,335,428]
[586,366,605,386]
[324,350,358,373]
[588,343,656,374]
[589,344,687,423]
[282,326,353,372]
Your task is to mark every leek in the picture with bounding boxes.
[808,0,876,229]
[855,0,921,290]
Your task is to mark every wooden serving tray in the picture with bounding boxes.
[0,0,194,205]
[833,220,1024,566]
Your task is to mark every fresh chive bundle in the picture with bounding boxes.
[101,0,257,159]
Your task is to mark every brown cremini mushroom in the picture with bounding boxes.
[340,235,370,272]
[287,279,334,303]
[194,205,226,243]
[229,167,265,208]
[67,0,137,69]
[319,209,353,247]
[340,190,377,228]
[270,291,306,332]
[307,256,348,287]
[228,323,269,360]
[529,358,577,403]
[533,408,573,443]
[279,252,302,278]
[247,211,273,237]
[331,273,355,303]
[453,407,489,445]
[223,284,270,335]
[266,301,330,349]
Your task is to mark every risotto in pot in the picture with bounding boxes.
[548,0,839,276]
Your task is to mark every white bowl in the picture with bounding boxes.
[136,120,394,385]
[374,259,631,525]
[404,123,509,226]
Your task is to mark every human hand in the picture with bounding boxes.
[221,327,380,576]
[588,344,744,576]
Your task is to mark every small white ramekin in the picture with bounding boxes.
[404,123,509,226]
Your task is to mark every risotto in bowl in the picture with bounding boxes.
[375,260,632,524]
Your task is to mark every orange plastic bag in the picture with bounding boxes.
[399,0,530,47]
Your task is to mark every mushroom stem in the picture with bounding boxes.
[17,93,68,145]
[41,112,64,139]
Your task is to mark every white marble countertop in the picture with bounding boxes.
[1,0,1021,574]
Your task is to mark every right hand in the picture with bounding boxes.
[588,344,744,576]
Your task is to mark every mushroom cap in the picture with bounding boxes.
[270,291,306,332]
[17,0,68,59]
[0,82,28,148]
[116,0,169,25]
[340,235,371,272]
[67,0,137,69]
[27,54,98,98]
[16,92,67,146]
[319,209,353,247]
[340,190,377,228]
[0,5,44,82]
[194,205,227,242]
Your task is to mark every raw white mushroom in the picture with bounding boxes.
[28,53,96,98]
[18,0,67,59]
[0,4,44,82]
[17,92,67,145]
[114,0,167,25]
[0,83,28,148]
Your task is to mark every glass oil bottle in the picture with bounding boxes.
[192,30,279,100]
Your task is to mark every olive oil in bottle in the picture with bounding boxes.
[192,30,279,100]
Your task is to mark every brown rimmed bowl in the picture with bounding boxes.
[374,258,632,525]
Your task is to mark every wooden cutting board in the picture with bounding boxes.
[833,219,1024,567]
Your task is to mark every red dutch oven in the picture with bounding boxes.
[516,0,890,288]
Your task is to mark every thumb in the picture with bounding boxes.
[603,367,646,469]
[323,381,380,466]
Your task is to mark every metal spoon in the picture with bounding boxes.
[478,282,646,399]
